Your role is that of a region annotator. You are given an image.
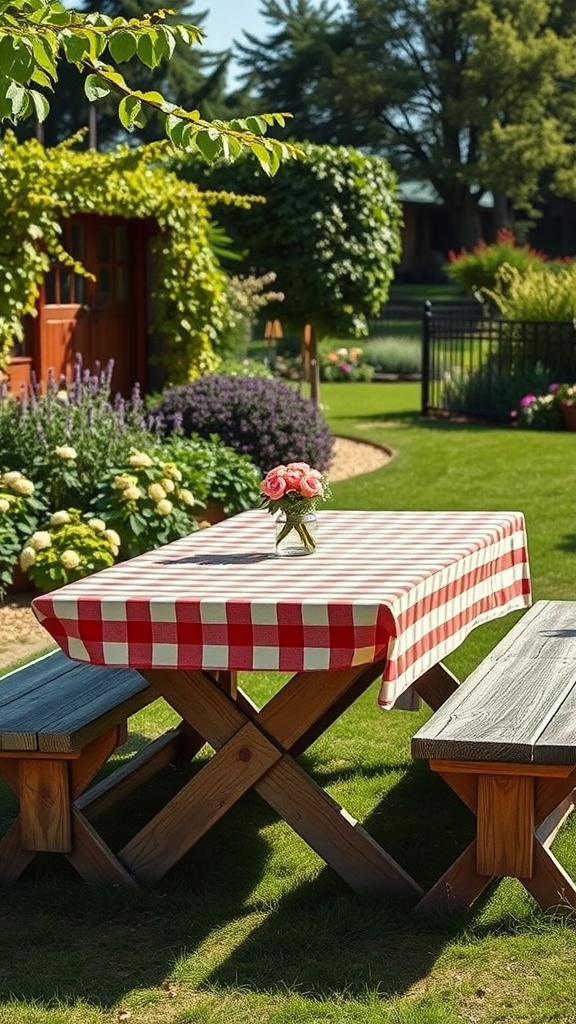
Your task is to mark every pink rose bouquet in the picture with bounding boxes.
[259,461,331,552]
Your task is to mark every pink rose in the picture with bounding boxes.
[300,475,323,498]
[262,472,287,500]
[283,470,305,492]
[286,462,311,473]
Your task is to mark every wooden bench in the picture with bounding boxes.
[0,649,195,886]
[411,600,576,914]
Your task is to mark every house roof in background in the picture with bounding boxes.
[398,180,494,209]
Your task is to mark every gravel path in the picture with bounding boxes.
[0,437,392,671]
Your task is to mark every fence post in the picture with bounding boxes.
[421,300,432,416]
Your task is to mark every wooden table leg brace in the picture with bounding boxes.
[118,664,423,898]
[416,760,576,914]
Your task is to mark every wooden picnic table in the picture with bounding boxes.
[32,509,532,890]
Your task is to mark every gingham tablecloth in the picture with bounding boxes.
[32,509,532,709]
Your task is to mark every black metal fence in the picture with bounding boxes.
[421,302,576,422]
[367,299,481,340]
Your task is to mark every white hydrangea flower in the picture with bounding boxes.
[104,528,121,548]
[50,510,71,526]
[163,463,182,482]
[54,445,78,460]
[1,471,22,486]
[128,452,153,468]
[29,531,52,551]
[156,499,173,516]
[0,498,10,513]
[10,476,34,496]
[148,483,167,502]
[20,546,36,571]
[122,486,141,502]
[177,488,195,506]
[114,474,137,490]
[88,518,106,532]
[60,550,80,569]
[160,477,175,493]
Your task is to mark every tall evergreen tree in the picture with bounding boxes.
[235,0,354,144]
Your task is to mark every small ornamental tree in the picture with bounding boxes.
[172,142,403,340]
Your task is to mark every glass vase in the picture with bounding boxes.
[275,511,318,557]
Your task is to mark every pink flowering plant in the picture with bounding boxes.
[512,382,576,429]
[259,462,331,552]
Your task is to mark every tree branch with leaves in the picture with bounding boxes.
[0,0,299,173]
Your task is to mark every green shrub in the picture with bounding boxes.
[483,262,576,321]
[442,360,555,423]
[152,434,262,517]
[445,229,547,297]
[89,449,198,560]
[363,337,422,375]
[0,470,43,597]
[19,508,119,592]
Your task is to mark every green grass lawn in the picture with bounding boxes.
[2,382,576,1024]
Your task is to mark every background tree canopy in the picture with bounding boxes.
[236,0,576,245]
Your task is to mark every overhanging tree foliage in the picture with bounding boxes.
[10,0,235,148]
[174,142,402,339]
[238,0,576,243]
[0,0,299,174]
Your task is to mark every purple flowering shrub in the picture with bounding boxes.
[155,375,334,474]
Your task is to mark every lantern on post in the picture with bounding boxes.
[264,319,283,368]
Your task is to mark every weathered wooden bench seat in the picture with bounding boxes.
[412,600,576,914]
[0,649,190,885]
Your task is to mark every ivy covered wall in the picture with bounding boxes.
[0,133,230,382]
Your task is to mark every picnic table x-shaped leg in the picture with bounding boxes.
[118,662,423,897]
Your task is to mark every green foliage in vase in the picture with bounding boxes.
[0,134,244,379]
[19,507,119,591]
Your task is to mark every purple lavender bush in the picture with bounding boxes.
[155,375,334,474]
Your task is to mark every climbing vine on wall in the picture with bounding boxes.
[0,132,242,381]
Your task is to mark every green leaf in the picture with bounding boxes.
[32,37,57,81]
[118,94,142,130]
[30,88,49,123]
[84,74,111,101]
[245,116,267,136]
[108,29,137,63]
[7,81,29,118]
[136,32,156,70]
[194,129,222,162]
[61,31,90,64]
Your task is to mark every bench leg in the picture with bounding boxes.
[0,724,136,885]
[415,762,576,915]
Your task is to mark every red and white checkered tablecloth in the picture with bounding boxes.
[32,510,532,709]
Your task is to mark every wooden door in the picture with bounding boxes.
[33,215,146,396]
